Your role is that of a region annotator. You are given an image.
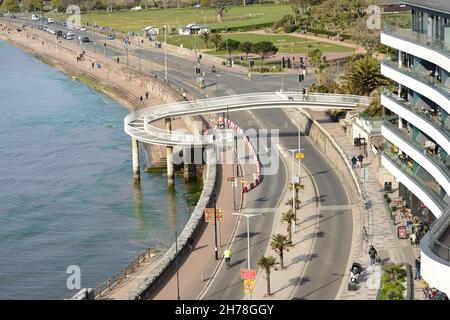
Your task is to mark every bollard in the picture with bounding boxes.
[201,272,205,282]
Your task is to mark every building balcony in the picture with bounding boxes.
[382,149,445,218]
[381,60,450,115]
[421,207,450,297]
[382,120,450,203]
[381,25,450,72]
[381,91,450,155]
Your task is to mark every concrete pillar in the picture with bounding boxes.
[165,118,175,187]
[183,146,196,181]
[132,138,140,179]
[399,117,403,129]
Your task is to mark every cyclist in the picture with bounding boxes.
[224,248,232,269]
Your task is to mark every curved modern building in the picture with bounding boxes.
[380,0,450,296]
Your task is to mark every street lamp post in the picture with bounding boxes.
[216,74,220,97]
[174,229,180,300]
[164,25,168,83]
[231,212,264,270]
[213,193,219,260]
[288,148,302,233]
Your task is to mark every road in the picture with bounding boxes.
[3,16,353,300]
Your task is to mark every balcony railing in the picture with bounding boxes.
[382,91,450,142]
[382,60,450,99]
[427,207,450,263]
[383,24,450,57]
[383,119,450,181]
[383,143,445,206]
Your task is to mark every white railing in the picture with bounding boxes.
[124,92,370,146]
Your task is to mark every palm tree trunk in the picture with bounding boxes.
[288,222,292,243]
[280,249,284,269]
[266,270,271,296]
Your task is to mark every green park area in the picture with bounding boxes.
[165,32,354,57]
[51,4,291,33]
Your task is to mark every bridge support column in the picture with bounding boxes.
[166,118,175,187]
[132,137,140,179]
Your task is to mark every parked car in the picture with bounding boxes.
[10,15,17,19]
[65,31,74,40]
[80,26,86,31]
[81,36,90,43]
[47,18,55,24]
[31,14,39,21]
[37,25,43,30]
[130,6,142,11]
[106,34,115,40]
[0,13,4,17]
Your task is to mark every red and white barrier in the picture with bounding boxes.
[211,116,262,193]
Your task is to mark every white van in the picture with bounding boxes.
[47,18,55,23]
[130,6,142,11]
[31,14,39,21]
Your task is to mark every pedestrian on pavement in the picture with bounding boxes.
[145,91,149,100]
[182,90,187,100]
[116,57,120,64]
[368,245,378,266]
[357,153,364,168]
[351,156,357,169]
[415,255,421,280]
[140,96,143,103]
[224,248,232,268]
[187,237,194,252]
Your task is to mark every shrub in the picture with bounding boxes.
[283,24,298,33]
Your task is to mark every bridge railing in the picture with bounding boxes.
[125,92,370,145]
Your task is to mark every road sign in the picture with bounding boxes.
[227,176,236,182]
[295,152,304,159]
[244,279,254,293]
[205,208,223,222]
[241,269,256,280]
[240,178,248,184]
[294,175,300,184]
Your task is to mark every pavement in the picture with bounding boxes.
[306,111,425,300]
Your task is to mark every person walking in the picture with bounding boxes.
[357,153,364,168]
[351,156,357,169]
[145,91,149,100]
[224,248,232,269]
[187,237,194,252]
[140,96,143,103]
[368,245,378,266]
[415,255,421,280]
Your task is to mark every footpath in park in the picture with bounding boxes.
[300,110,424,300]
[251,145,320,299]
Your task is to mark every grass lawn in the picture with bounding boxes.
[166,32,354,55]
[50,4,290,33]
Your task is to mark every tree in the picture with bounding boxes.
[288,182,304,200]
[238,41,252,60]
[219,39,240,57]
[257,255,277,297]
[199,30,210,49]
[1,0,20,11]
[286,196,301,210]
[340,56,388,96]
[281,209,297,243]
[290,0,321,26]
[210,32,222,51]
[308,48,325,84]
[251,41,278,65]
[51,0,62,10]
[270,233,293,269]
[23,0,44,11]
[201,0,230,22]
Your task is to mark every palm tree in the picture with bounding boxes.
[288,182,304,199]
[340,56,388,96]
[286,196,301,210]
[199,30,210,49]
[210,32,222,52]
[281,209,297,243]
[270,233,293,269]
[257,255,277,297]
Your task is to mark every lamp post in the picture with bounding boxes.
[174,229,180,300]
[288,148,302,233]
[216,74,221,97]
[231,212,264,270]
[164,25,168,84]
[213,193,218,260]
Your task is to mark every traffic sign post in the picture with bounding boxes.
[241,269,256,280]
[244,279,254,294]
[205,208,223,222]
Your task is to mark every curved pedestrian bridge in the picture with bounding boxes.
[124,92,370,146]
